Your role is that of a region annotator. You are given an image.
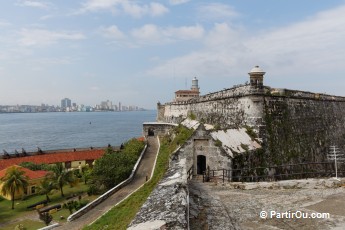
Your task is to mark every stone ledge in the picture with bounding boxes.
[128,147,189,230]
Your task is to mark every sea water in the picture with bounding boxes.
[0,110,156,154]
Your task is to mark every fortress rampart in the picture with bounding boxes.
[157,66,345,168]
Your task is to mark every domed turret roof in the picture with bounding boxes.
[249,65,265,74]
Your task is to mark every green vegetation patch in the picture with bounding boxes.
[84,125,193,230]
[244,125,257,140]
[188,112,197,120]
[214,139,222,147]
[0,184,90,226]
[88,139,145,195]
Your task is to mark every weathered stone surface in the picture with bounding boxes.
[158,84,345,171]
[128,145,190,230]
[198,178,345,230]
[157,85,264,129]
[189,180,240,230]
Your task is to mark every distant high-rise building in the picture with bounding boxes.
[119,102,121,111]
[61,98,71,108]
[100,100,112,110]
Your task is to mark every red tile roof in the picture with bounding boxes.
[137,136,145,142]
[0,165,49,180]
[0,149,105,171]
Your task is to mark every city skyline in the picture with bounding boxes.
[0,98,145,113]
[1,1,345,109]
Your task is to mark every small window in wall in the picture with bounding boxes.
[79,162,81,164]
[65,161,71,169]
[31,186,36,194]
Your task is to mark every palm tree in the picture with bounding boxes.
[51,163,77,197]
[37,175,56,202]
[79,165,91,185]
[1,166,29,209]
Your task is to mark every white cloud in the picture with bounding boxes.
[0,20,11,27]
[100,25,126,39]
[90,86,101,91]
[164,24,204,40]
[149,2,169,17]
[198,3,239,20]
[16,0,53,10]
[40,15,54,20]
[169,0,191,5]
[131,24,204,45]
[131,24,161,42]
[79,0,168,17]
[18,29,86,46]
[244,5,345,74]
[31,57,77,66]
[79,0,120,11]
[148,4,345,81]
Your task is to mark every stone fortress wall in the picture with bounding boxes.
[262,94,345,167]
[130,67,345,229]
[158,85,265,131]
[157,66,345,168]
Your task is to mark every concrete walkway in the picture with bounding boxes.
[57,136,159,230]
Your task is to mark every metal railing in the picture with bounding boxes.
[202,162,345,183]
[187,165,193,180]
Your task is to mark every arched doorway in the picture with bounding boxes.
[148,128,154,136]
[197,155,206,174]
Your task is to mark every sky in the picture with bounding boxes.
[1,0,345,109]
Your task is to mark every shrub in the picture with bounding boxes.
[75,199,89,211]
[215,139,222,147]
[38,211,53,226]
[188,112,197,120]
[244,125,257,140]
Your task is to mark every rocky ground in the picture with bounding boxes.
[189,178,345,230]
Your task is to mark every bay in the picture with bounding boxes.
[0,110,156,154]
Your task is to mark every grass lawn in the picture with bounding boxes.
[0,219,46,230]
[85,126,193,230]
[0,183,92,228]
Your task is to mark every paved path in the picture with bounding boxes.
[57,136,159,230]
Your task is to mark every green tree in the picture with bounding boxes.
[50,163,77,197]
[37,176,56,202]
[91,152,135,191]
[89,139,145,194]
[80,165,92,185]
[63,200,78,214]
[20,162,54,171]
[0,166,29,209]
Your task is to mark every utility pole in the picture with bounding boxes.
[327,145,344,180]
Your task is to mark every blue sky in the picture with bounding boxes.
[1,0,345,109]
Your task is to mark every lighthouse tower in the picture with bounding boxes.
[191,77,199,92]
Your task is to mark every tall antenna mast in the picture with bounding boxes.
[327,145,344,180]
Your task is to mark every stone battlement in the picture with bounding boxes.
[157,66,345,169]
